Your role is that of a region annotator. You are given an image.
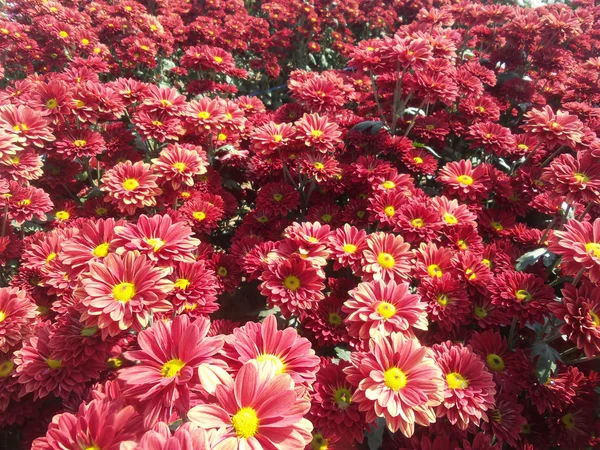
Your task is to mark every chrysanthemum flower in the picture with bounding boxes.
[222,315,320,386]
[418,274,471,331]
[141,85,187,117]
[298,152,341,182]
[250,122,294,155]
[189,361,313,449]
[53,129,106,159]
[0,130,20,160]
[482,394,526,447]
[472,296,509,329]
[327,224,368,271]
[137,422,210,450]
[301,295,350,348]
[167,260,219,316]
[469,122,515,157]
[255,182,300,216]
[6,182,54,225]
[344,332,444,437]
[113,214,199,267]
[308,360,366,444]
[468,330,511,381]
[179,198,224,235]
[489,271,553,327]
[60,218,122,279]
[430,196,478,228]
[185,97,226,133]
[14,325,95,400]
[453,252,493,289]
[548,281,600,358]
[523,105,584,149]
[77,251,174,338]
[432,341,496,430]
[400,147,438,175]
[395,201,443,244]
[344,279,428,340]
[368,190,405,228]
[151,143,208,190]
[0,287,36,353]
[208,252,241,294]
[119,315,223,427]
[361,232,413,283]
[101,160,162,215]
[259,256,325,317]
[541,152,600,204]
[133,110,184,142]
[0,105,55,148]
[295,113,342,153]
[437,160,490,202]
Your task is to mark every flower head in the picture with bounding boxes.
[101,161,162,215]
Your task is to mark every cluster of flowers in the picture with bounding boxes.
[0,0,600,449]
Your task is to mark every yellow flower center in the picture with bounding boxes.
[10,155,19,164]
[411,218,424,228]
[518,144,529,151]
[73,139,87,147]
[313,161,325,170]
[0,311,5,323]
[457,239,468,250]
[198,111,211,119]
[18,198,31,206]
[446,372,469,389]
[443,212,458,224]
[213,55,223,63]
[321,214,332,222]
[333,387,352,408]
[383,367,407,391]
[46,98,58,109]
[491,221,504,231]
[466,268,477,280]
[173,162,186,172]
[377,301,396,319]
[59,30,68,38]
[217,133,227,141]
[161,358,186,377]
[152,120,162,127]
[428,264,443,278]
[456,175,473,185]
[193,211,207,221]
[515,289,532,302]
[75,99,86,108]
[47,358,62,369]
[284,275,301,291]
[585,242,600,258]
[475,106,485,113]
[81,38,89,45]
[328,312,342,326]
[486,353,505,371]
[492,409,502,423]
[377,252,395,269]
[55,211,70,221]
[46,252,57,264]
[232,407,259,439]
[217,266,228,277]
[174,278,190,290]
[384,206,395,217]
[573,172,590,183]
[382,180,396,189]
[140,45,150,51]
[273,134,282,142]
[482,258,492,268]
[273,193,283,202]
[436,294,449,306]
[474,306,488,318]
[92,243,109,258]
[145,237,165,252]
[122,178,139,191]
[588,310,599,327]
[310,433,329,450]
[0,360,14,377]
[112,282,136,303]
[561,413,575,430]
[255,353,286,374]
[343,243,357,254]
[311,129,323,138]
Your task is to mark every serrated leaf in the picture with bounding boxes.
[515,248,547,271]
[334,346,352,361]
[531,342,561,383]
[367,417,386,450]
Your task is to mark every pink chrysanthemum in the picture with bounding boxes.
[250,121,294,155]
[395,201,443,244]
[76,251,174,338]
[523,105,584,150]
[137,422,210,450]
[179,198,224,235]
[295,112,342,153]
[188,361,313,450]
[53,129,106,159]
[14,325,95,400]
[541,152,600,204]
[259,256,325,317]
[418,274,471,331]
[327,224,368,271]
[548,281,600,358]
[151,143,208,190]
[432,341,496,430]
[308,360,366,444]
[344,332,444,437]
[344,279,428,340]
[361,232,413,283]
[548,218,600,283]
[437,160,490,202]
[0,287,36,353]
[0,105,55,148]
[101,160,162,215]
[113,214,199,267]
[222,315,320,386]
[167,260,219,315]
[119,315,223,427]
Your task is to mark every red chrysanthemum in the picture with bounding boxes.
[167,260,219,316]
[432,341,496,430]
[76,251,174,338]
[255,182,300,217]
[301,295,350,348]
[308,360,366,444]
[548,218,600,283]
[437,160,490,202]
[468,122,515,157]
[482,394,526,448]
[250,121,294,155]
[418,274,471,331]
[541,152,600,204]
[0,287,36,353]
[468,330,511,382]
[548,281,600,358]
[113,214,200,267]
[327,224,368,272]
[295,113,342,153]
[119,315,223,427]
[185,97,226,133]
[489,271,553,327]
[395,201,443,244]
[101,161,162,215]
[151,143,208,190]
[344,332,444,437]
[0,105,55,148]
[53,129,106,159]
[368,190,406,228]
[259,256,325,317]
[221,315,320,386]
[179,198,224,235]
[523,105,584,150]
[344,279,428,340]
[5,181,54,225]
[361,232,413,283]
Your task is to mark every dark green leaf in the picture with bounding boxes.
[334,346,352,362]
[367,417,386,450]
[516,248,547,271]
[351,121,385,134]
[531,342,561,383]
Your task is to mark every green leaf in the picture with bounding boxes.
[367,417,386,450]
[169,419,183,431]
[334,346,352,361]
[515,248,547,271]
[258,306,279,319]
[531,342,561,383]
[351,120,386,134]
